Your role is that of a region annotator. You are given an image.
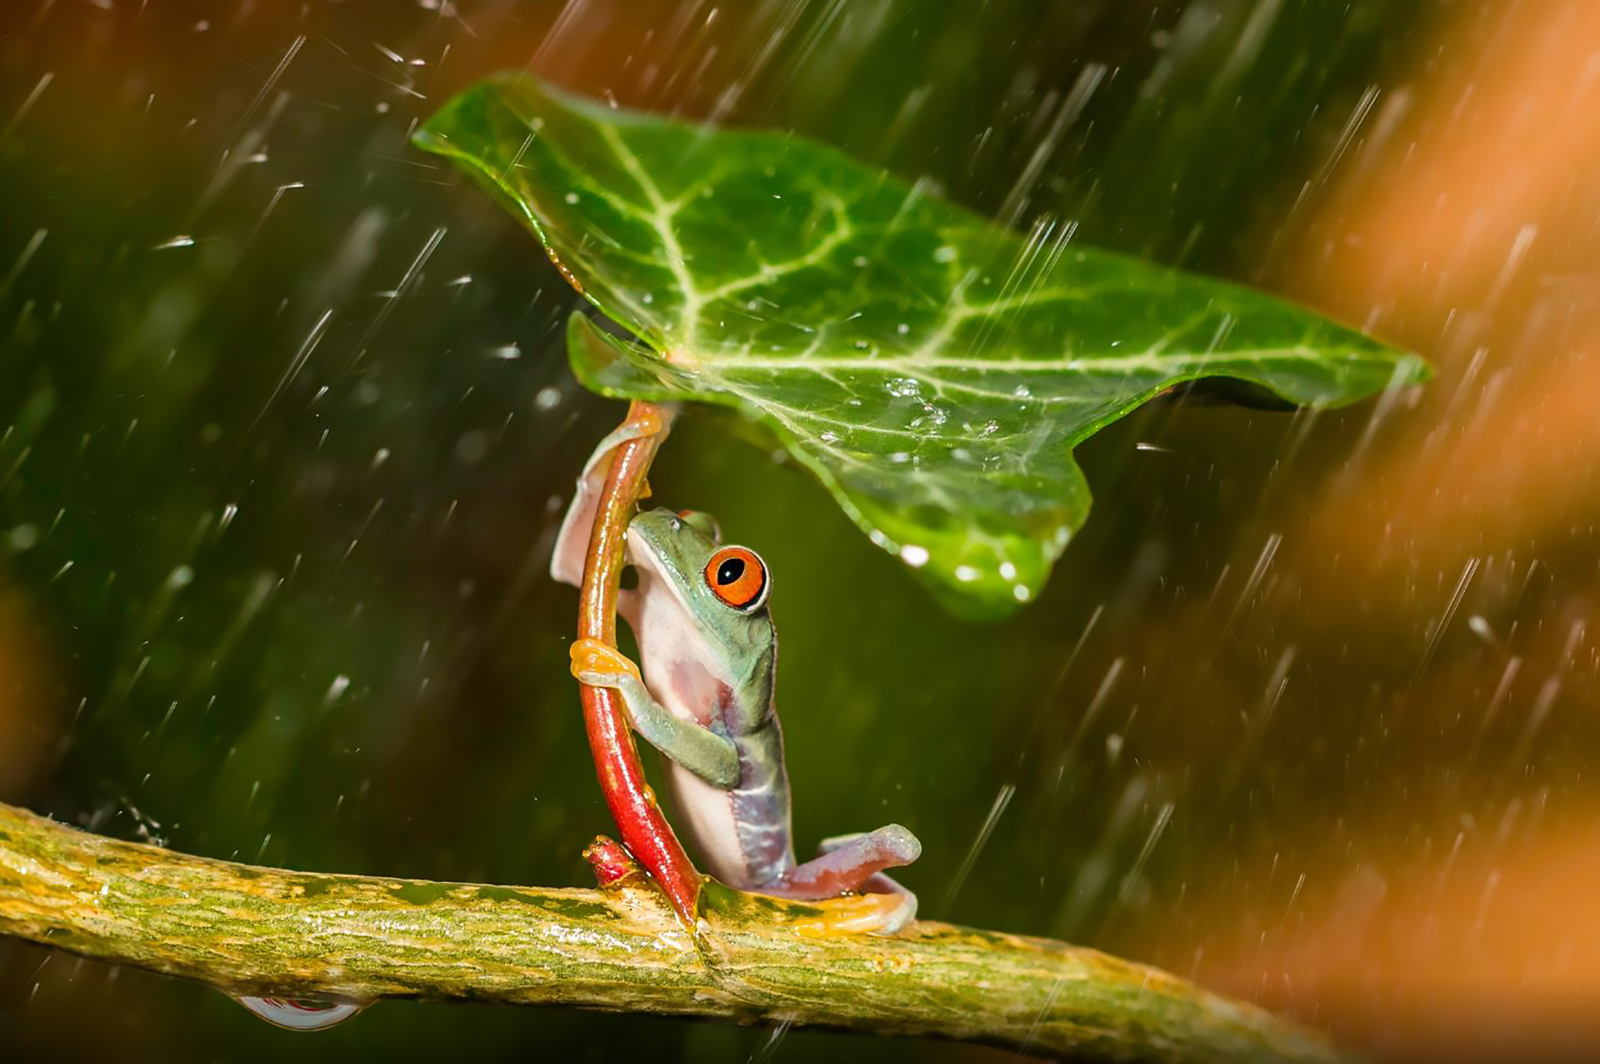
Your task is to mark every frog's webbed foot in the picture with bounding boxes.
[550,408,670,588]
[569,637,643,688]
[767,824,921,935]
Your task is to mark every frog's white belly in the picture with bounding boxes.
[662,762,754,885]
[660,725,794,889]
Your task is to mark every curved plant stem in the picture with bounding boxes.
[0,802,1347,1063]
[576,400,702,923]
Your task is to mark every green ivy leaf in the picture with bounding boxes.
[415,76,1426,617]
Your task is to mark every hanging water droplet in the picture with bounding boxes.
[324,675,350,705]
[233,995,369,1031]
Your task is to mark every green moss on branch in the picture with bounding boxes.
[0,802,1344,1062]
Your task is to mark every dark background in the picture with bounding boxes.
[4,2,1598,1061]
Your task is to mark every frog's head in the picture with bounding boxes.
[626,507,775,668]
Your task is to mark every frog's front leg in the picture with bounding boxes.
[569,638,739,788]
[550,407,670,588]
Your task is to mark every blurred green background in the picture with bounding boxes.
[11,2,1600,1061]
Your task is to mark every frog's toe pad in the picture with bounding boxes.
[789,891,918,937]
[570,638,642,687]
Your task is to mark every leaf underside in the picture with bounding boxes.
[416,76,1427,616]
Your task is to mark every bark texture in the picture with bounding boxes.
[0,802,1347,1062]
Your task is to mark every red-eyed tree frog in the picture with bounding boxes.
[552,414,921,934]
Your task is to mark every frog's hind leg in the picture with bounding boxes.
[777,824,920,897]
[816,831,915,902]
[764,824,920,934]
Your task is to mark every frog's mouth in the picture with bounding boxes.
[623,529,729,726]
[624,510,724,617]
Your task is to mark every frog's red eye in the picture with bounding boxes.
[704,546,768,611]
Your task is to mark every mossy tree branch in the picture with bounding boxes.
[0,802,1346,1062]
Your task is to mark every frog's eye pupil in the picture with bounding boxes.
[704,546,768,611]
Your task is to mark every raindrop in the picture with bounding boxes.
[900,544,930,568]
[489,344,521,360]
[233,995,369,1031]
[933,245,957,263]
[954,566,979,583]
[564,192,580,205]
[534,386,562,411]
[455,431,488,463]
[998,561,1018,580]
[885,377,920,398]
[8,524,38,551]
[153,235,195,250]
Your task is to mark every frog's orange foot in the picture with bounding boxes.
[583,835,642,887]
[570,638,642,688]
[781,890,917,938]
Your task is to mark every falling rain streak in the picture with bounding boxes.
[1,3,1597,1061]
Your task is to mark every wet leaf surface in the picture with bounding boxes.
[419,76,1426,615]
